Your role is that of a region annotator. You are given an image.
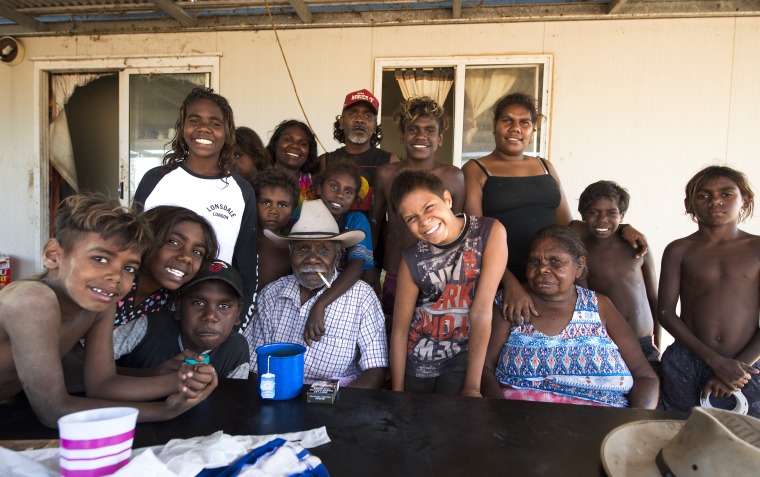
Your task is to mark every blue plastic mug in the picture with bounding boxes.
[255,343,306,400]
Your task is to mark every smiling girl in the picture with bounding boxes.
[113,206,218,328]
[302,160,374,344]
[265,119,319,226]
[133,88,258,329]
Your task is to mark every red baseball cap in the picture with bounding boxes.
[343,89,379,114]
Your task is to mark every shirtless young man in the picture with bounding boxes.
[659,166,760,417]
[0,194,216,427]
[371,97,465,326]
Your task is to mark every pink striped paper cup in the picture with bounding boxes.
[57,407,138,476]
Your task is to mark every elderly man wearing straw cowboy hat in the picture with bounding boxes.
[243,200,388,389]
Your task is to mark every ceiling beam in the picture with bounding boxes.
[0,3,48,32]
[607,0,629,15]
[147,0,197,27]
[453,0,462,19]
[288,0,313,23]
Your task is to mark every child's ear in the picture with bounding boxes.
[443,190,453,209]
[42,239,63,269]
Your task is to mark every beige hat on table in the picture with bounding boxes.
[601,407,760,476]
[264,200,365,248]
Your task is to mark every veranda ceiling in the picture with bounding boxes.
[0,0,759,36]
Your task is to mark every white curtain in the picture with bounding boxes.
[394,68,455,106]
[49,73,111,191]
[463,69,518,146]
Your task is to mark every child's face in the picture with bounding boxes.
[144,221,207,291]
[274,125,310,172]
[318,172,358,218]
[583,197,624,239]
[689,176,748,226]
[177,280,240,352]
[183,99,226,162]
[493,103,534,157]
[257,186,293,232]
[402,117,442,161]
[233,146,257,182]
[397,187,458,245]
[44,232,141,312]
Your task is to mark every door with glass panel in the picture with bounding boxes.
[122,71,211,205]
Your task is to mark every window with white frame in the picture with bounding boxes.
[374,56,552,168]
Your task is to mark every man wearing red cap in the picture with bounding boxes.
[319,89,399,214]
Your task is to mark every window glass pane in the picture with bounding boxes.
[462,65,543,163]
[129,73,209,200]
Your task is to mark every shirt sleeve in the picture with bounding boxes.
[232,174,259,332]
[132,166,165,212]
[112,317,148,360]
[226,362,250,379]
[356,285,388,371]
[345,212,374,270]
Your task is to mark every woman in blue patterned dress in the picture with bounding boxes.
[481,225,658,408]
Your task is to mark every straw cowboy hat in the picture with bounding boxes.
[601,407,760,476]
[264,200,365,248]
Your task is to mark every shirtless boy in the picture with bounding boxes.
[254,169,299,290]
[371,97,465,323]
[0,194,216,427]
[576,181,660,373]
[659,166,760,417]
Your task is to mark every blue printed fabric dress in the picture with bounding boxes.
[496,286,633,407]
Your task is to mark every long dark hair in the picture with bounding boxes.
[163,88,237,177]
[265,120,319,174]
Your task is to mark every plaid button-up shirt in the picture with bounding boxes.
[245,275,387,384]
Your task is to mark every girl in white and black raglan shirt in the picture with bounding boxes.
[133,88,258,330]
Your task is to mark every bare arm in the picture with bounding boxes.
[390,260,419,392]
[481,306,512,399]
[3,283,215,427]
[461,222,507,397]
[500,269,538,323]
[544,159,573,225]
[304,258,364,345]
[599,294,659,409]
[462,160,485,217]
[448,169,466,215]
[347,367,386,389]
[640,251,661,348]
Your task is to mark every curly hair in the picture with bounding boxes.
[492,92,542,127]
[163,88,237,177]
[141,206,219,268]
[332,116,384,147]
[684,165,754,222]
[578,180,631,217]
[388,169,446,218]
[311,159,362,203]
[265,120,319,175]
[253,169,300,210]
[393,96,449,135]
[235,127,272,176]
[54,193,153,256]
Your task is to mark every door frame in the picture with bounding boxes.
[32,54,219,271]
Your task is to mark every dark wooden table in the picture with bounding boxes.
[0,380,686,476]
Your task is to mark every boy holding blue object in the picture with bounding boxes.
[0,194,216,427]
[115,260,250,379]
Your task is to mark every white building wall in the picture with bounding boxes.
[1,17,759,284]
